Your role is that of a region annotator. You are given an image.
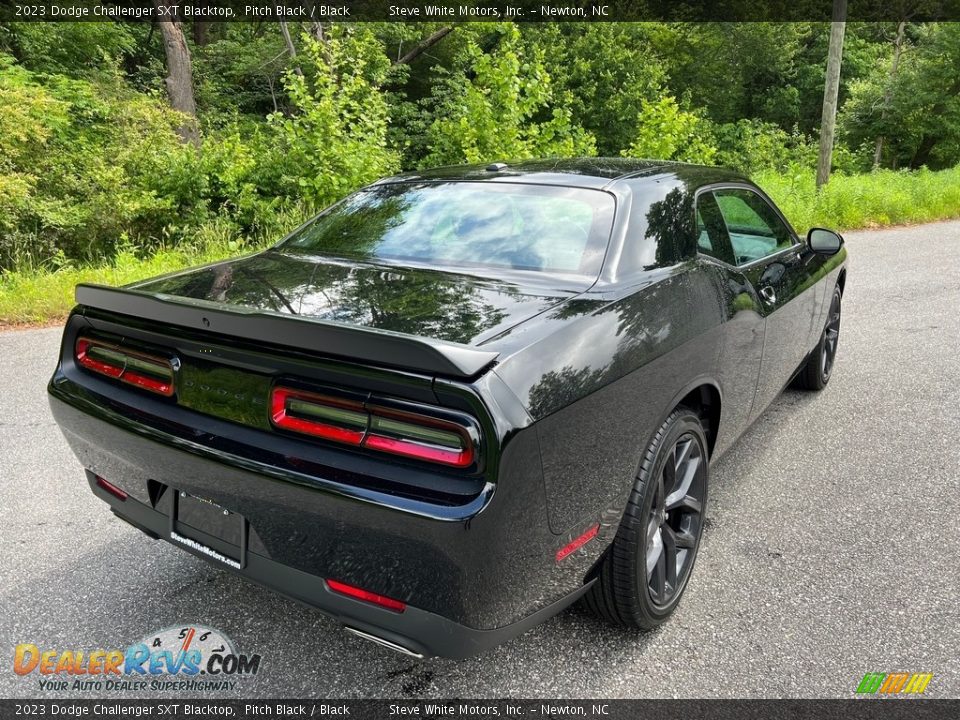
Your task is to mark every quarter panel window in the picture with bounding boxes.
[713,188,794,265]
[694,192,735,266]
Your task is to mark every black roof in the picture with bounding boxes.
[380,157,748,190]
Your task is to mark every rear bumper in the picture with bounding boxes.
[85,471,589,659]
[48,382,602,658]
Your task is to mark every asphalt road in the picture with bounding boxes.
[2,221,959,700]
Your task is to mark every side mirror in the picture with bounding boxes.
[807,228,844,255]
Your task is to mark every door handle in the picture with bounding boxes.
[759,286,777,304]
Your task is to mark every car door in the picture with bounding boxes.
[709,187,817,420]
[693,191,765,449]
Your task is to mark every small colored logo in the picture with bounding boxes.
[856,672,933,695]
[14,625,261,693]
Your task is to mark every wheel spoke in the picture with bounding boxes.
[826,328,839,350]
[665,454,700,510]
[673,438,694,481]
[666,493,702,514]
[673,528,697,549]
[652,542,666,602]
[646,515,660,547]
[658,461,671,511]
[646,526,664,581]
[662,525,678,590]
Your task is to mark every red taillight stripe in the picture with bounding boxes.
[326,579,406,613]
[75,338,175,397]
[363,433,472,467]
[95,476,128,501]
[556,523,600,562]
[120,369,174,396]
[270,388,366,445]
[76,344,123,379]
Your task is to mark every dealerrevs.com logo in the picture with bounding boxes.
[14,625,261,693]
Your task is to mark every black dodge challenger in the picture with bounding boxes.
[48,159,846,658]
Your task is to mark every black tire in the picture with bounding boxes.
[583,407,709,629]
[795,286,842,391]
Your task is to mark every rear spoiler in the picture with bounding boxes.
[74,284,499,379]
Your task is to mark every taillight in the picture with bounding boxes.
[75,337,175,397]
[364,406,473,467]
[271,388,367,445]
[270,386,476,469]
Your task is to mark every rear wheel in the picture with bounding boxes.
[795,286,842,391]
[583,407,709,629]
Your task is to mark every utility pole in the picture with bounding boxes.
[816,0,847,190]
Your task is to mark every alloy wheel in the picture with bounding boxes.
[644,433,707,609]
[821,292,842,380]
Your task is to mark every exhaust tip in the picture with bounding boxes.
[344,626,424,659]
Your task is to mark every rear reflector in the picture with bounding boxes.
[75,338,175,397]
[270,386,476,468]
[326,579,406,613]
[95,475,128,501]
[556,524,599,562]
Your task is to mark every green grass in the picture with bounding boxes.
[3,165,960,326]
[756,165,960,235]
[0,241,263,326]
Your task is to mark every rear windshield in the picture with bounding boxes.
[278,182,616,277]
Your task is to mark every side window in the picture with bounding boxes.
[696,209,712,252]
[694,192,735,265]
[713,188,794,265]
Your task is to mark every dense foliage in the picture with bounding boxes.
[1,20,959,279]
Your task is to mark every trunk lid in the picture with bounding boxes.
[129,250,578,347]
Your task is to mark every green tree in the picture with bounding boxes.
[842,23,960,169]
[1,20,136,77]
[650,23,813,129]
[0,54,201,266]
[531,23,668,156]
[424,24,595,165]
[268,26,399,208]
[621,96,716,164]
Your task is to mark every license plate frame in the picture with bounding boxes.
[168,490,248,570]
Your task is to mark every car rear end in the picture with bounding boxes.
[48,296,596,658]
[47,173,623,657]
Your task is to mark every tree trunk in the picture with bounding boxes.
[873,20,907,169]
[393,26,454,66]
[279,21,303,76]
[816,0,847,191]
[192,20,209,47]
[154,0,199,146]
[308,19,332,64]
[909,133,937,169]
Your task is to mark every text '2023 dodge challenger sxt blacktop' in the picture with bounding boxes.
[48,159,846,658]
